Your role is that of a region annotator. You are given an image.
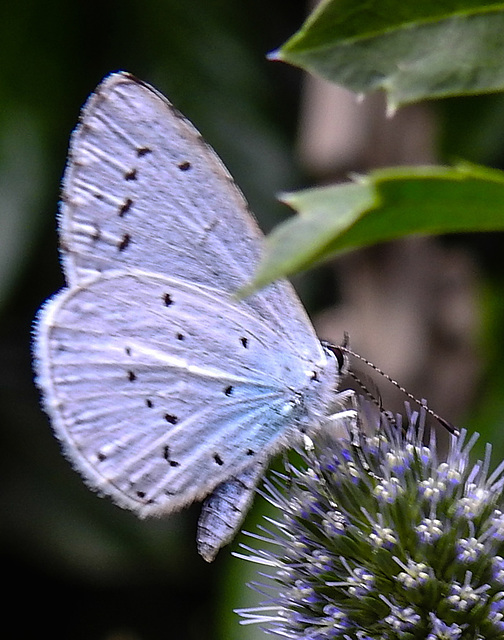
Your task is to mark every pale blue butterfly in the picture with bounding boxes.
[33,72,349,561]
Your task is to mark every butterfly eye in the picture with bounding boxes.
[324,343,346,373]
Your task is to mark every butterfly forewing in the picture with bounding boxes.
[60,73,321,361]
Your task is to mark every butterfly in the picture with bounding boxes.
[33,72,350,561]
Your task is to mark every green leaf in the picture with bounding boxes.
[243,163,504,292]
[273,0,504,109]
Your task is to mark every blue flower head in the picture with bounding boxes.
[236,407,504,639]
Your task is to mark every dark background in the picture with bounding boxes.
[3,1,504,638]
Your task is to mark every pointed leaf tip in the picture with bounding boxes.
[266,48,282,62]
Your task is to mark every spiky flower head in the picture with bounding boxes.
[236,408,504,639]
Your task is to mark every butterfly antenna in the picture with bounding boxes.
[347,368,388,413]
[326,343,400,430]
[329,340,459,437]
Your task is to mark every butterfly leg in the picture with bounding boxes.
[322,388,358,439]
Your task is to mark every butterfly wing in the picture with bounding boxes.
[34,72,341,558]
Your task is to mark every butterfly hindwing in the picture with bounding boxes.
[36,271,330,517]
[60,73,322,356]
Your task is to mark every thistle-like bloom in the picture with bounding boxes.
[236,408,504,639]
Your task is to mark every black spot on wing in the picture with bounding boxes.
[119,197,133,217]
[118,233,131,252]
[162,445,180,468]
